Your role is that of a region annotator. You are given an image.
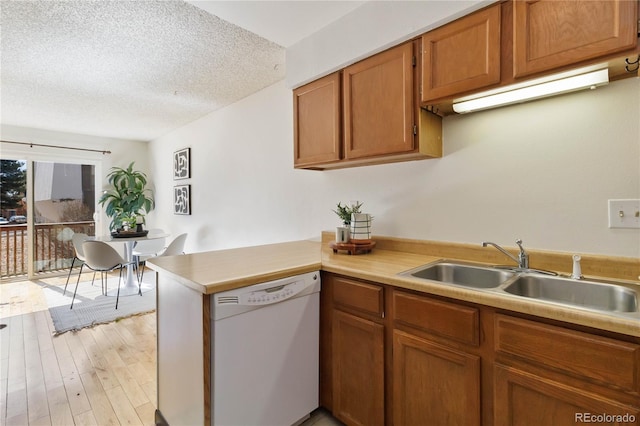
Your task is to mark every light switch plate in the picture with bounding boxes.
[608,199,640,229]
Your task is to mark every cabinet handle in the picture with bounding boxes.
[625,55,639,73]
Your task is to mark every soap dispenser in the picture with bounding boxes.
[570,254,583,280]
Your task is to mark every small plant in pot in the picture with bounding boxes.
[333,201,363,243]
[99,162,155,232]
[333,201,363,226]
[120,213,139,232]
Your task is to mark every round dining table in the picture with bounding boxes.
[95,232,169,296]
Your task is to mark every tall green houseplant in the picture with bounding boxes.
[99,162,155,231]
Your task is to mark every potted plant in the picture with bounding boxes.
[120,213,139,232]
[333,201,363,226]
[99,162,155,232]
[332,201,363,243]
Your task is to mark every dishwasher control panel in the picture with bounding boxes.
[213,271,321,320]
[243,280,305,305]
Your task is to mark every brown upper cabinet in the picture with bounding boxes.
[293,0,639,168]
[293,72,342,168]
[343,42,415,160]
[293,41,442,170]
[421,4,502,103]
[513,0,639,78]
[421,0,640,106]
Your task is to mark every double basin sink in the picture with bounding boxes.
[399,260,639,315]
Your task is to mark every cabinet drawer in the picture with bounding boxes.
[495,315,640,393]
[333,277,384,318]
[393,290,479,346]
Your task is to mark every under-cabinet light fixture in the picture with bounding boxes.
[452,67,609,114]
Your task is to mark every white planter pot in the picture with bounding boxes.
[336,226,350,243]
[350,213,372,241]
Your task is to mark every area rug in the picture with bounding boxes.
[40,275,156,335]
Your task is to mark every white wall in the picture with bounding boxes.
[148,81,328,252]
[286,0,489,87]
[153,0,638,258]
[149,76,640,258]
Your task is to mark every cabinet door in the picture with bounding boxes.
[513,0,638,78]
[343,42,415,160]
[393,330,481,426]
[494,364,640,426]
[332,310,384,426]
[293,72,342,167]
[421,4,501,102]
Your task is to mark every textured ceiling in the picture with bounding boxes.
[0,0,295,142]
[188,1,365,48]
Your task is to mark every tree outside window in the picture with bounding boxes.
[0,159,27,218]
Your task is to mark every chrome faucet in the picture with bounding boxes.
[482,239,529,269]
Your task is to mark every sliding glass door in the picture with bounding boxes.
[0,158,97,279]
[32,161,96,276]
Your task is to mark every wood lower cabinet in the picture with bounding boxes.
[494,314,640,425]
[324,274,385,426]
[392,289,483,426]
[494,314,640,393]
[494,364,640,426]
[332,310,385,426]
[320,273,640,426]
[393,330,481,426]
[513,0,639,78]
[421,3,501,103]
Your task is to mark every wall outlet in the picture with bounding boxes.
[608,199,640,229]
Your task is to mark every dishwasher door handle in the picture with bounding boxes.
[264,284,286,293]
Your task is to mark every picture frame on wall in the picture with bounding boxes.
[174,184,191,215]
[173,147,190,180]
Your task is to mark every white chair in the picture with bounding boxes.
[63,233,96,295]
[161,233,188,256]
[132,229,166,280]
[132,229,166,259]
[72,241,138,309]
[139,233,187,283]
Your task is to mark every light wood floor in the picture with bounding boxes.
[1,274,157,426]
[1,273,341,426]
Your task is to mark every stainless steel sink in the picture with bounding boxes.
[402,261,517,289]
[399,260,640,316]
[504,275,639,313]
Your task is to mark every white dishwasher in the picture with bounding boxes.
[211,271,321,426]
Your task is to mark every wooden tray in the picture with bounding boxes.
[111,230,149,238]
[329,240,376,255]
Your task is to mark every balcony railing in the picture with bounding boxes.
[0,221,95,278]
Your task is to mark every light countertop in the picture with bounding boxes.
[147,237,640,337]
[147,239,322,294]
[321,244,640,338]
